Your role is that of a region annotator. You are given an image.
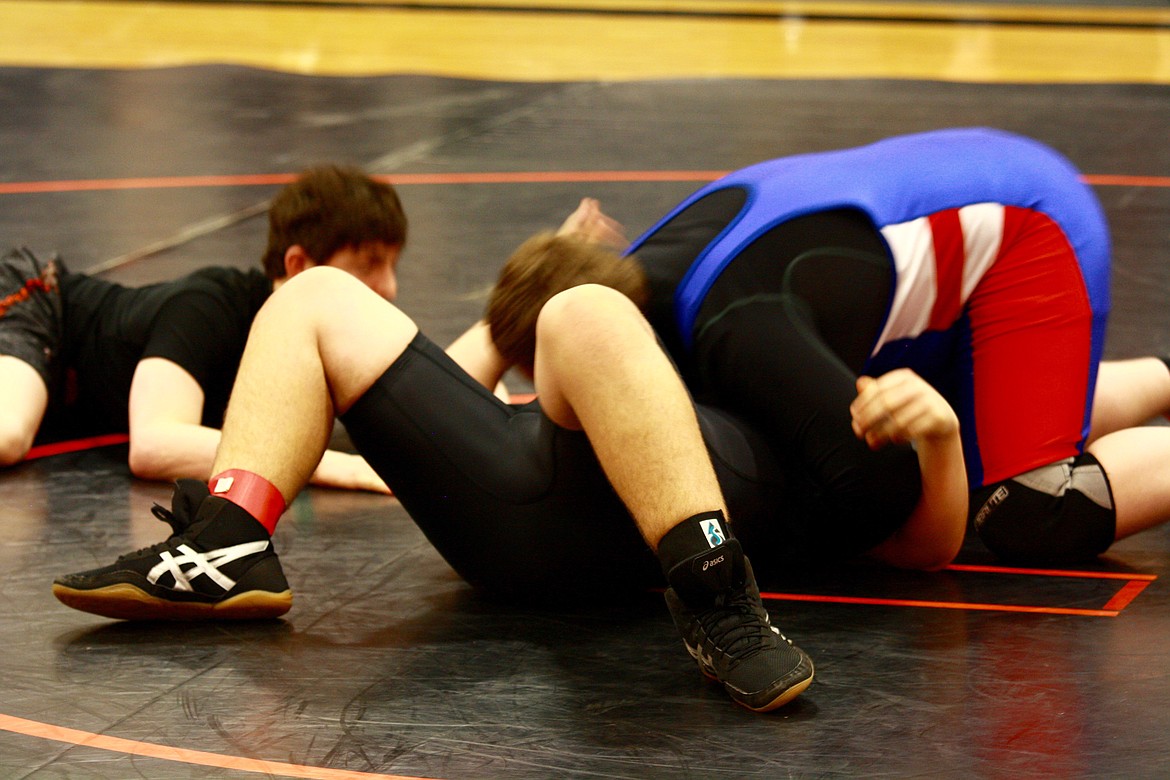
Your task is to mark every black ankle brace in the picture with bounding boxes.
[192,495,272,548]
[658,510,744,601]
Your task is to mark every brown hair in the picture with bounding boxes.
[486,232,648,373]
[262,165,408,280]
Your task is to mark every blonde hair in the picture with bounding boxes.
[487,232,648,373]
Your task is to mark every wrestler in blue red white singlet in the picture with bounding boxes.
[627,128,1115,564]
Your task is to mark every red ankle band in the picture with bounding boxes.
[209,469,286,534]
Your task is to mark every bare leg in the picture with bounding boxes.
[1084,358,1170,540]
[532,285,726,549]
[1089,358,1170,441]
[213,266,418,502]
[0,355,48,466]
[1087,428,1170,539]
[533,284,812,712]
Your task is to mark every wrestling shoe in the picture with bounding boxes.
[664,550,813,712]
[52,479,292,621]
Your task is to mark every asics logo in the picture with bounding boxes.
[702,554,725,572]
[700,518,725,549]
[147,541,270,593]
[684,640,716,672]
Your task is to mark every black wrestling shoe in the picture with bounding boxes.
[52,479,291,621]
[664,555,814,712]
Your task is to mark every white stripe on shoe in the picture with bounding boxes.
[147,541,271,593]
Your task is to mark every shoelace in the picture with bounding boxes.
[150,502,190,536]
[110,504,188,562]
[695,589,780,662]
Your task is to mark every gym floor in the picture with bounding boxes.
[0,0,1168,777]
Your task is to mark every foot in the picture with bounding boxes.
[665,556,813,712]
[52,480,292,620]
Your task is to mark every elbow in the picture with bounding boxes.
[127,432,172,482]
[0,417,39,467]
[913,545,961,572]
[0,432,31,468]
[888,538,961,572]
[913,523,966,572]
[872,526,964,572]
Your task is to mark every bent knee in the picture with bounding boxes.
[972,456,1116,564]
[261,265,400,347]
[270,265,368,314]
[537,284,647,347]
[541,283,639,325]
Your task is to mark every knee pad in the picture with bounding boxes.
[972,454,1116,565]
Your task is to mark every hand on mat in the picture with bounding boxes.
[851,369,959,450]
[557,197,628,250]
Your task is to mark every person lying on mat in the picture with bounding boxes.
[1,165,403,492]
[53,263,815,713]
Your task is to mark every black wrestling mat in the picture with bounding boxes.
[1,66,1168,778]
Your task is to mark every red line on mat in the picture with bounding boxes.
[0,174,297,194]
[0,171,1166,195]
[945,562,1158,581]
[1102,579,1154,612]
[0,713,431,780]
[25,434,129,461]
[759,590,1123,617]
[0,170,726,194]
[1080,174,1170,187]
[760,563,1159,617]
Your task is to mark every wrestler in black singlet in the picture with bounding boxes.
[341,334,786,596]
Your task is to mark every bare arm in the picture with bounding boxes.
[850,369,967,570]
[0,355,50,466]
[445,319,513,399]
[127,357,390,492]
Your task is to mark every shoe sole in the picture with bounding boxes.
[739,669,814,713]
[702,662,815,713]
[51,582,292,621]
